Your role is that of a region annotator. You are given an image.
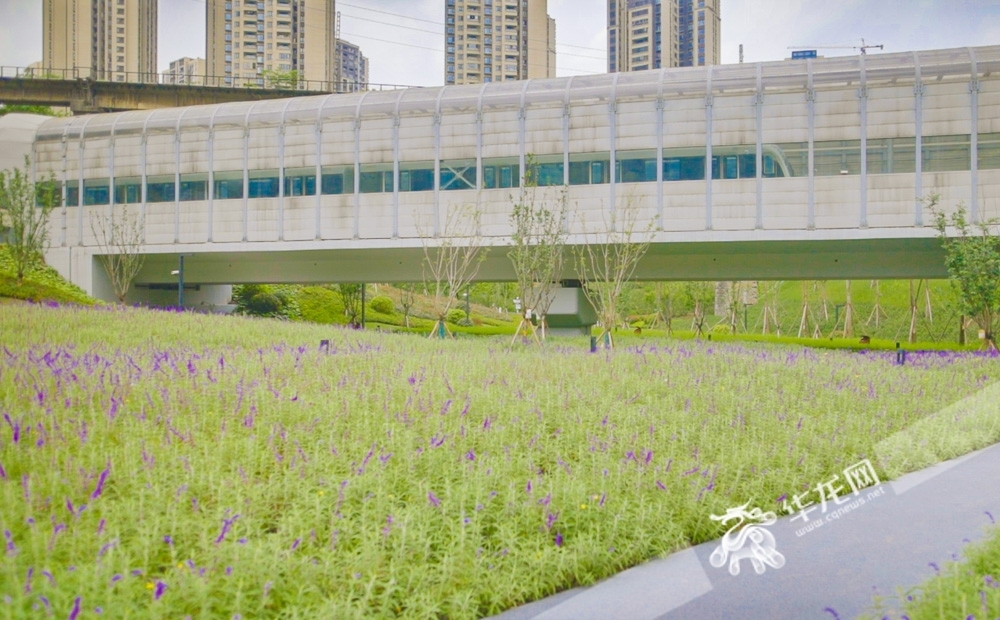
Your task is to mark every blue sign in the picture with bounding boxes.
[792,50,818,60]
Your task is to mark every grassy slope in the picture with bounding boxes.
[0,244,97,305]
[1,304,998,618]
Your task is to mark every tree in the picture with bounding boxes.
[0,104,64,118]
[421,204,489,338]
[931,197,1000,350]
[339,283,363,326]
[574,196,654,348]
[90,207,145,303]
[684,281,714,338]
[261,69,299,90]
[0,157,59,284]
[507,162,568,344]
[397,283,417,328]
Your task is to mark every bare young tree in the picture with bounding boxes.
[338,283,363,326]
[574,196,654,349]
[507,165,568,344]
[685,281,714,338]
[90,206,146,303]
[421,203,489,338]
[397,283,416,328]
[0,157,59,284]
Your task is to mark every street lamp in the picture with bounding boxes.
[172,254,193,309]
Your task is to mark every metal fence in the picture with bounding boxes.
[0,66,415,94]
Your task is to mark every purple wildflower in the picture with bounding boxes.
[599,493,607,507]
[554,532,563,547]
[428,492,441,508]
[214,514,240,544]
[163,535,173,546]
[465,450,476,461]
[545,511,559,531]
[823,608,840,619]
[291,538,301,550]
[110,574,123,584]
[41,570,55,585]
[97,519,105,535]
[68,597,81,620]
[90,465,110,500]
[263,581,273,598]
[4,530,15,555]
[154,581,167,600]
[225,566,233,576]
[526,480,532,494]
[130,569,143,577]
[656,480,667,491]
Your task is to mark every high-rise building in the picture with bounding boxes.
[335,39,368,93]
[445,0,557,86]
[42,0,158,83]
[608,0,719,73]
[206,0,338,89]
[162,57,206,86]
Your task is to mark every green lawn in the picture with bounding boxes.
[1,304,998,618]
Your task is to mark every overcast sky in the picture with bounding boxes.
[1,0,998,86]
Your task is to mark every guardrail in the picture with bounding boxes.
[0,66,416,94]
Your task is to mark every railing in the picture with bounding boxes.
[0,66,416,94]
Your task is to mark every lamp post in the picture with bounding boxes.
[171,254,193,309]
[464,289,471,324]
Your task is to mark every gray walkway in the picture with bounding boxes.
[493,442,1000,620]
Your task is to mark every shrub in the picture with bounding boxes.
[297,286,344,325]
[446,308,466,324]
[710,323,731,335]
[369,295,396,315]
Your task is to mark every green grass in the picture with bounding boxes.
[0,244,97,305]
[1,304,998,618]
[863,524,1000,619]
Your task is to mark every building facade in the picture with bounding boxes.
[206,0,338,89]
[162,57,206,86]
[335,39,368,93]
[608,0,719,73]
[445,0,556,85]
[42,0,158,82]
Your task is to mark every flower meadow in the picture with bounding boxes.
[1,304,997,618]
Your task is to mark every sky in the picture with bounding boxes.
[0,0,998,87]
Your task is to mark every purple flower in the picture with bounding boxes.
[465,450,476,461]
[90,465,110,499]
[929,562,940,574]
[163,535,173,546]
[428,492,441,508]
[291,538,301,550]
[225,566,233,576]
[68,597,81,620]
[154,581,167,600]
[823,608,840,620]
[526,480,532,494]
[110,574,123,584]
[599,493,607,507]
[554,532,563,547]
[656,480,667,491]
[4,530,15,555]
[214,514,240,545]
[545,511,559,531]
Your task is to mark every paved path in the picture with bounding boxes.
[492,442,1000,620]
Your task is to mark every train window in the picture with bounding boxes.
[529,155,563,187]
[321,166,353,195]
[360,164,392,193]
[114,178,142,204]
[482,157,519,189]
[617,150,656,183]
[214,171,243,199]
[248,170,279,199]
[283,168,316,196]
[179,174,207,201]
[65,180,80,206]
[83,180,110,206]
[440,159,475,191]
[146,176,175,203]
[980,133,1000,170]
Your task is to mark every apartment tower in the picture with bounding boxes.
[206,0,338,88]
[608,0,719,72]
[445,0,556,85]
[42,0,158,82]
[335,39,369,93]
[162,57,206,86]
